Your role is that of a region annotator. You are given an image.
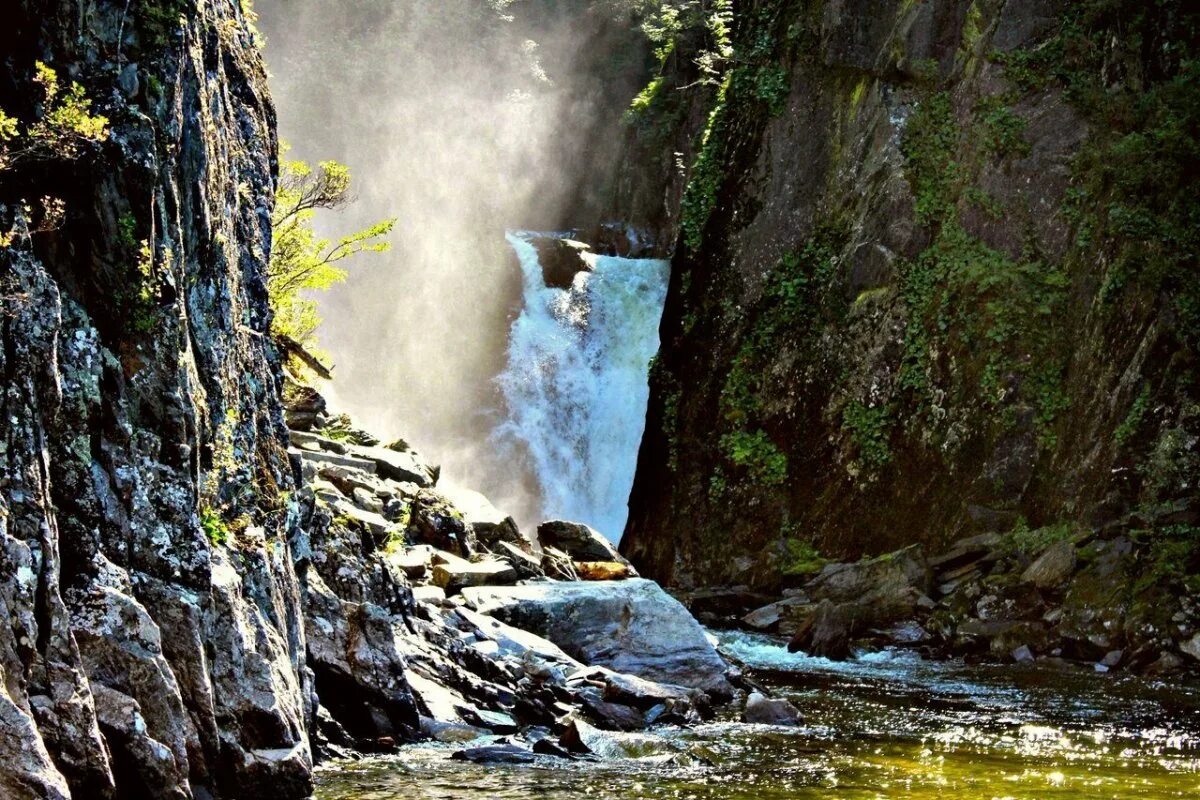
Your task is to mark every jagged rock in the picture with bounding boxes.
[575,561,635,581]
[787,600,858,659]
[536,521,635,571]
[410,491,476,556]
[439,485,523,549]
[294,447,378,474]
[1021,540,1077,589]
[493,540,545,579]
[411,586,446,605]
[742,692,803,726]
[529,236,595,290]
[432,560,518,594]
[742,597,811,632]
[462,579,732,697]
[1011,645,1035,663]
[347,445,437,487]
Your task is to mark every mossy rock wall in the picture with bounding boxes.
[621,0,1199,590]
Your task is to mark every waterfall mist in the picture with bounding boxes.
[255,1,657,530]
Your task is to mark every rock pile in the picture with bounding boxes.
[287,395,738,765]
[716,518,1200,676]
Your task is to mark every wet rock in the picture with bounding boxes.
[743,597,811,632]
[787,600,859,659]
[463,579,732,697]
[1011,645,1035,663]
[536,521,635,571]
[1021,540,1077,589]
[742,692,803,726]
[529,237,595,290]
[492,540,545,579]
[451,744,537,764]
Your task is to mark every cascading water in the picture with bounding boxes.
[494,231,670,542]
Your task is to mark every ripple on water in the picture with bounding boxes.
[316,630,1200,799]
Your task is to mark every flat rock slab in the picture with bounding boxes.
[462,579,732,698]
[432,560,518,594]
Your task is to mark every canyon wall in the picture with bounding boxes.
[622,0,1199,590]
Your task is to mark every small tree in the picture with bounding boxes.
[268,144,394,376]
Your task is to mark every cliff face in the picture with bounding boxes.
[623,0,1199,590]
[0,2,311,796]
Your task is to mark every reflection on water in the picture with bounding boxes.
[315,630,1200,799]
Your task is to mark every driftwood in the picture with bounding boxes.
[275,333,333,380]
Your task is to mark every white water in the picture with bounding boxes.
[494,232,670,542]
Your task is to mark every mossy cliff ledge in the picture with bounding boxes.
[622,1,1199,598]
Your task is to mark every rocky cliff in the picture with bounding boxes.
[0,2,738,798]
[622,0,1199,595]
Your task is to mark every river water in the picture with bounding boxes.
[315,630,1200,799]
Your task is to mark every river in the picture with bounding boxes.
[314,630,1200,799]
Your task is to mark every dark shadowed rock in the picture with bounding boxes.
[742,692,803,726]
[537,520,635,571]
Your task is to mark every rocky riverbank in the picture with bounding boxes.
[286,386,739,766]
[682,509,1200,677]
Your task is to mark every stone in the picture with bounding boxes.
[742,692,803,726]
[451,744,536,764]
[1101,649,1124,668]
[1181,633,1200,662]
[575,561,635,581]
[432,560,518,594]
[439,485,523,547]
[601,670,701,711]
[536,520,635,571]
[1011,645,1035,663]
[293,447,377,473]
[493,540,545,579]
[1021,540,1077,589]
[463,579,732,698]
[411,586,447,605]
[347,444,437,487]
[787,600,859,660]
[529,236,595,289]
[742,597,809,632]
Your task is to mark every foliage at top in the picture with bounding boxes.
[268,144,395,372]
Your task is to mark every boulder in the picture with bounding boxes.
[742,597,811,632]
[451,744,537,764]
[1021,540,1076,589]
[536,520,635,572]
[439,485,524,548]
[493,540,545,579]
[787,599,859,659]
[462,579,732,698]
[742,692,803,726]
[529,237,594,290]
[431,560,518,594]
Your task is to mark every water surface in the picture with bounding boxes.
[316,630,1200,799]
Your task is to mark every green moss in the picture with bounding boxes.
[1000,518,1077,557]
[1115,383,1151,447]
[842,401,893,469]
[901,91,960,224]
[975,96,1030,158]
[720,429,788,486]
[781,537,827,577]
[200,505,230,547]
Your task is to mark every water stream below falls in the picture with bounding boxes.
[315,630,1200,799]
[493,232,670,541]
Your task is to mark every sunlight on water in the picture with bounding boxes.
[493,232,669,541]
[316,630,1200,799]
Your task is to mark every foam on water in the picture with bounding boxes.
[494,232,670,542]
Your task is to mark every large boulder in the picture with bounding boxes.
[462,579,732,698]
[529,236,594,290]
[536,520,636,572]
[438,485,524,550]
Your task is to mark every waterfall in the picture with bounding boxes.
[494,231,670,543]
